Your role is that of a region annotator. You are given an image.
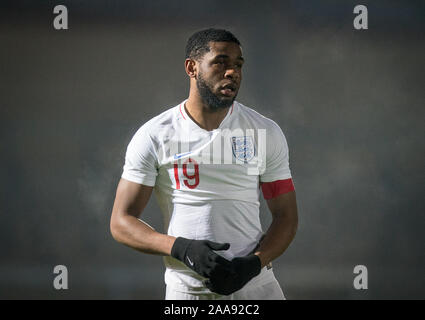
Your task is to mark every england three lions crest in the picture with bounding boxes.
[232,136,255,163]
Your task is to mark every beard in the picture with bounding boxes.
[196,72,236,110]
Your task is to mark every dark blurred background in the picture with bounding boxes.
[0,0,424,299]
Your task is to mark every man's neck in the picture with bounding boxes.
[185,94,231,131]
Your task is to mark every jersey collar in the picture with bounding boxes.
[179,100,236,132]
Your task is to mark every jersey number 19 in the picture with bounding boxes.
[173,158,199,190]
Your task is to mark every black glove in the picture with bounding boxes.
[205,254,261,295]
[171,237,234,279]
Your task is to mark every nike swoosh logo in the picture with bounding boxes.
[187,256,194,266]
[174,151,192,159]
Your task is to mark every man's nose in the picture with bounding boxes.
[224,68,240,79]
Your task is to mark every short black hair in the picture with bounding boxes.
[185,28,241,60]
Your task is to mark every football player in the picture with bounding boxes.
[110,28,298,300]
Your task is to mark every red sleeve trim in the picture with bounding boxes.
[261,178,295,200]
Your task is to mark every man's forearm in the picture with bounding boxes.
[110,214,175,256]
[254,212,298,268]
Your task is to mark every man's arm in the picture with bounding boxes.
[110,178,176,255]
[254,190,298,268]
[110,178,233,280]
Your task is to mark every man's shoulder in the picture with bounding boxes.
[145,102,182,127]
[135,101,183,135]
[235,101,282,131]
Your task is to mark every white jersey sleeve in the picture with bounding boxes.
[121,125,158,186]
[260,121,292,183]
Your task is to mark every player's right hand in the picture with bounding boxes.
[170,237,235,279]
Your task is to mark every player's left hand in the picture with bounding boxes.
[205,254,261,295]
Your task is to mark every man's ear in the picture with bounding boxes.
[185,58,197,78]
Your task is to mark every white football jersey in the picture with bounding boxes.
[122,100,292,292]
